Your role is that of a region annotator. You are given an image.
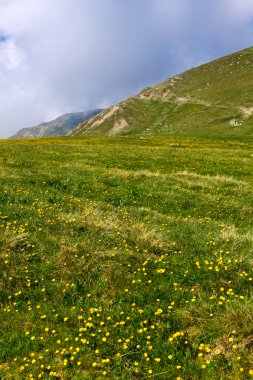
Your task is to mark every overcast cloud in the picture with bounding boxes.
[1,0,253,137]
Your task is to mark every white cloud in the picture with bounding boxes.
[222,0,253,22]
[0,38,25,70]
[0,0,253,137]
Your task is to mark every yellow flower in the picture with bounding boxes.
[157,269,165,274]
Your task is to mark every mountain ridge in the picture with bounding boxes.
[11,110,103,138]
[72,46,253,138]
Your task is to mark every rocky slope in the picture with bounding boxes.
[72,46,253,137]
[11,110,103,138]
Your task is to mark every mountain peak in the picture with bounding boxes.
[11,110,103,138]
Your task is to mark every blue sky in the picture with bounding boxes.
[0,0,253,137]
[0,35,7,42]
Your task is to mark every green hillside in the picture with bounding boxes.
[0,135,253,379]
[73,46,253,137]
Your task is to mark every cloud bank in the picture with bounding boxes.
[0,0,253,137]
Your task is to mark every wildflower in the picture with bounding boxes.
[155,308,163,315]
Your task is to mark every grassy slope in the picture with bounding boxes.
[74,46,253,137]
[0,135,253,379]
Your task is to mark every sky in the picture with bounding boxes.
[1,0,253,137]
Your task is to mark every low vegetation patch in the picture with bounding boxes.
[0,135,253,379]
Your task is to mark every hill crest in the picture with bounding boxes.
[72,46,253,138]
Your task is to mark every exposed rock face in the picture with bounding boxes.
[11,110,103,138]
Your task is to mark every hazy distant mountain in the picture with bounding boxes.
[72,46,253,137]
[11,110,103,138]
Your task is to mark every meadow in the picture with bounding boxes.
[0,135,253,379]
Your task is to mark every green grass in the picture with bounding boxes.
[74,46,253,137]
[0,135,253,379]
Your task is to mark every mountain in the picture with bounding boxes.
[72,46,253,137]
[11,110,103,138]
